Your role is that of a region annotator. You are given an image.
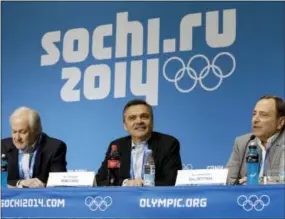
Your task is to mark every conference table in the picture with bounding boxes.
[1,185,284,218]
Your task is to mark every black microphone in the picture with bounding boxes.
[234,134,256,185]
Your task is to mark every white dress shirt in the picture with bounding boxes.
[19,142,37,180]
[21,152,31,179]
[256,133,279,176]
[131,141,147,179]
[122,141,148,186]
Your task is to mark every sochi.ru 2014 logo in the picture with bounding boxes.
[85,196,112,211]
[41,9,236,106]
[237,195,270,211]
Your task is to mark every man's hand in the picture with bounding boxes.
[18,178,45,188]
[126,178,144,186]
[239,177,247,185]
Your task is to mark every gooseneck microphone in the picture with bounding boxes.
[234,134,256,185]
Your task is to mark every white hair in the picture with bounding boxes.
[10,107,42,133]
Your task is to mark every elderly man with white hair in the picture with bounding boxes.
[1,107,67,188]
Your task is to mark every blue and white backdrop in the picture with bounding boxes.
[1,2,284,171]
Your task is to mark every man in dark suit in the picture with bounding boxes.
[1,107,67,188]
[96,99,182,186]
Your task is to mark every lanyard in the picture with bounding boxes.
[130,146,148,179]
[18,147,39,179]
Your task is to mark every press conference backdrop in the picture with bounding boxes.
[1,2,284,171]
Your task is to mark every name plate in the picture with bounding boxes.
[47,171,96,187]
[175,169,228,186]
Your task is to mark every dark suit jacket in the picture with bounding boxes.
[1,133,67,186]
[96,131,182,186]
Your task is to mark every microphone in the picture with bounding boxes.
[234,134,256,185]
[132,145,135,150]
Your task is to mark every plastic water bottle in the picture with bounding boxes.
[246,142,259,185]
[279,145,285,184]
[1,154,8,188]
[143,149,155,187]
[107,145,120,186]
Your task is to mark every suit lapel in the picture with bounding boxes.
[268,132,284,168]
[32,134,46,177]
[147,132,158,162]
[120,137,132,179]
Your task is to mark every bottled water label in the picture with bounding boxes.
[144,174,155,186]
[144,165,155,174]
[1,172,8,188]
[143,149,155,187]
[144,165,155,186]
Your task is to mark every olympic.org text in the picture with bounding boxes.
[140,198,207,208]
[1,199,65,208]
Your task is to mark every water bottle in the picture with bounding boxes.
[143,149,155,187]
[279,145,285,184]
[107,145,120,186]
[1,154,8,188]
[246,142,259,185]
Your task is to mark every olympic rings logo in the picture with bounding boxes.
[163,52,236,92]
[85,196,112,211]
[237,195,270,211]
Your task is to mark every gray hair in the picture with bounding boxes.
[10,107,42,133]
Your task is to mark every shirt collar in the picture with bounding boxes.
[19,133,42,153]
[131,134,152,148]
[20,141,36,154]
[132,141,147,149]
[256,132,279,150]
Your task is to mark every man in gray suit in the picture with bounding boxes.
[226,95,285,185]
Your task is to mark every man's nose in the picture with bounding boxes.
[14,133,20,140]
[135,117,143,123]
[253,115,260,123]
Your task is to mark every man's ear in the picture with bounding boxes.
[277,116,285,130]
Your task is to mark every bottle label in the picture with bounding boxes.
[248,172,257,178]
[144,165,155,174]
[108,160,120,168]
[247,162,259,185]
[144,174,155,186]
[144,164,155,186]
[246,154,259,163]
[1,160,8,171]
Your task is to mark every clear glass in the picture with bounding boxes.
[260,145,285,185]
[266,169,281,184]
[279,145,285,184]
